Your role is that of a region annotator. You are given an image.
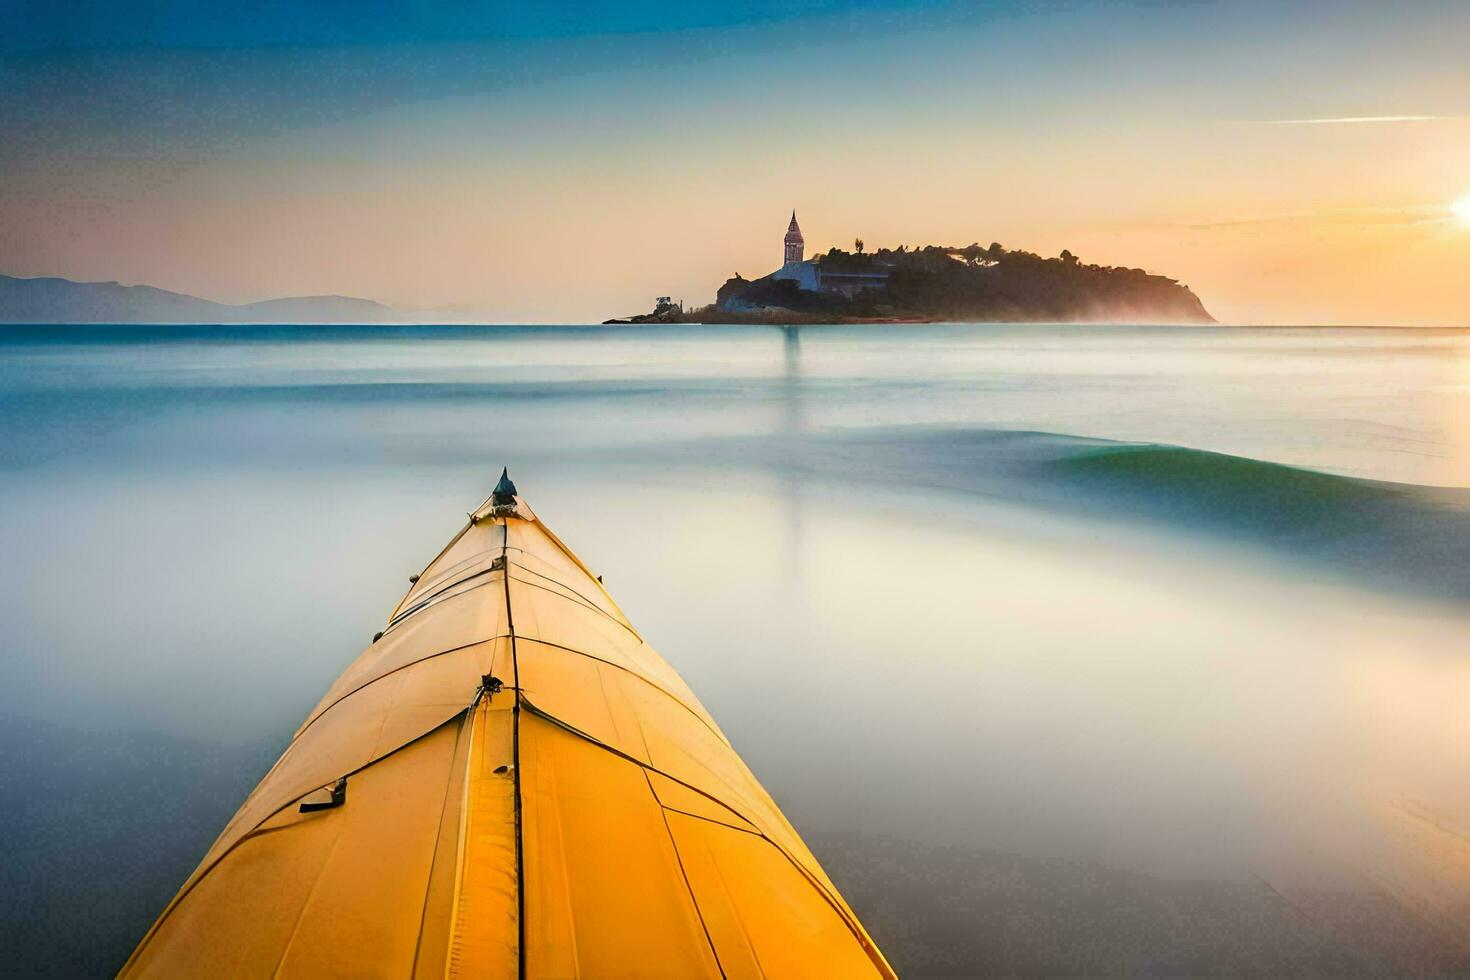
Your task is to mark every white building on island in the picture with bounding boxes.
[716,211,894,312]
[771,210,889,298]
[783,210,805,265]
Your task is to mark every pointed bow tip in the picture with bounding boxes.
[492,467,518,504]
[482,466,524,519]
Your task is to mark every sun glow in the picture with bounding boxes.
[1452,194,1470,227]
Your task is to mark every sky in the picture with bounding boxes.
[2,0,1469,324]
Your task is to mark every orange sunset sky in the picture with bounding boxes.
[3,0,1469,324]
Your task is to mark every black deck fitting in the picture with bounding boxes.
[299,777,347,813]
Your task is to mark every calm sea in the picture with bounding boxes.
[2,323,1469,975]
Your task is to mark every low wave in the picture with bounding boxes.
[1047,439,1449,529]
[1044,440,1470,599]
[641,425,1470,604]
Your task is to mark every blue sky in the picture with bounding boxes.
[1,0,954,50]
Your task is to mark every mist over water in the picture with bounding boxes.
[2,323,1468,975]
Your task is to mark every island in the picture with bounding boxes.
[607,213,1214,325]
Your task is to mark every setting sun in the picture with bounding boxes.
[1453,194,1470,226]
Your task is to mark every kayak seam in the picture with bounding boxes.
[502,521,527,980]
[515,515,643,641]
[645,768,727,979]
[512,637,731,749]
[292,631,727,759]
[385,552,634,640]
[656,803,763,837]
[409,708,474,977]
[382,578,496,639]
[392,559,494,625]
[399,549,499,612]
[385,566,498,631]
[518,699,755,847]
[507,573,642,640]
[516,695,877,955]
[294,638,494,740]
[504,560,627,627]
[269,792,351,978]
[388,517,480,620]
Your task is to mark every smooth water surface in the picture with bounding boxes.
[2,323,1469,975]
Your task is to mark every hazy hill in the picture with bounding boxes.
[0,274,400,323]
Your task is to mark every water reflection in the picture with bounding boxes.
[779,325,806,591]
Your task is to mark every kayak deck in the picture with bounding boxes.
[121,482,895,978]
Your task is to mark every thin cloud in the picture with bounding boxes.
[1181,206,1448,230]
[1238,115,1447,125]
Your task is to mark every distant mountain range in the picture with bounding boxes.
[0,274,403,323]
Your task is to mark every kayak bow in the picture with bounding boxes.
[121,474,895,978]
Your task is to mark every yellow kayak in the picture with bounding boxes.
[122,473,895,978]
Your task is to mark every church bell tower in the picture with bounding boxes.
[784,210,804,265]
